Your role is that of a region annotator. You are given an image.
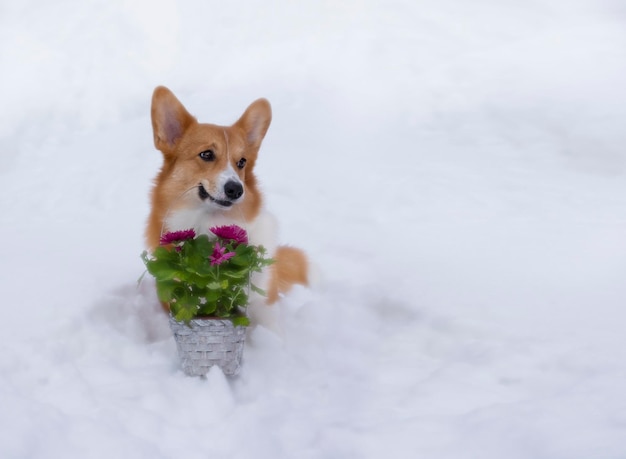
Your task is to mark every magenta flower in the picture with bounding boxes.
[160,229,196,246]
[209,242,236,266]
[210,225,248,245]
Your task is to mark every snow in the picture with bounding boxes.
[1,0,626,457]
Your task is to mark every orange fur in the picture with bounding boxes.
[146,86,308,307]
[267,246,309,304]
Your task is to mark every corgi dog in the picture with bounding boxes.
[146,86,308,307]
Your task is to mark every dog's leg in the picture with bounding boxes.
[267,246,309,304]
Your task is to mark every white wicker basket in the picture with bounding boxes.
[169,316,247,376]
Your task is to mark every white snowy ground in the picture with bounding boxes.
[1,0,626,457]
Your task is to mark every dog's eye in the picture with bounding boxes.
[199,150,215,162]
[236,158,247,169]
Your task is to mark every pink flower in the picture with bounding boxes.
[210,225,248,245]
[209,242,236,266]
[160,229,196,246]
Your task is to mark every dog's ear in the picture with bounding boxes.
[236,98,272,148]
[151,86,196,153]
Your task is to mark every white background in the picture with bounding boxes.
[1,1,625,457]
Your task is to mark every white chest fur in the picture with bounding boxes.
[165,207,279,257]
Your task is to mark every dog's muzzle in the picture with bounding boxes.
[198,181,243,207]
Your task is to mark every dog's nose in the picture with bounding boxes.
[224,180,244,200]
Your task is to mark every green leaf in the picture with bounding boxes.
[192,261,215,277]
[193,234,213,254]
[145,258,182,281]
[173,307,195,324]
[198,301,217,316]
[205,289,221,303]
[231,316,250,327]
[156,280,179,303]
[230,255,251,268]
[171,287,201,322]
[222,268,250,280]
[250,283,267,296]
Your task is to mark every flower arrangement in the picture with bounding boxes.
[141,225,273,326]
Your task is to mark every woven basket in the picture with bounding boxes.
[168,316,247,376]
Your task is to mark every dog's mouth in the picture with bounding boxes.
[198,183,233,208]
